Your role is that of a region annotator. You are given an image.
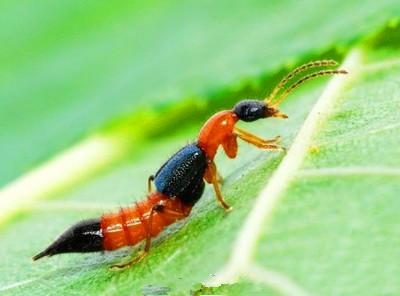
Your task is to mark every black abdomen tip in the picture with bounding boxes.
[33,218,103,261]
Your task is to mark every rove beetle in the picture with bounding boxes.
[33,60,347,269]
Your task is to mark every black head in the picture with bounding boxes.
[233,99,288,122]
[33,218,103,261]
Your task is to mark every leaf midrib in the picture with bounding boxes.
[207,48,362,287]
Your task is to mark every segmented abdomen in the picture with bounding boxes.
[100,192,191,251]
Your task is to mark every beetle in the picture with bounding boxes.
[33,143,207,269]
[33,60,347,269]
[196,60,347,210]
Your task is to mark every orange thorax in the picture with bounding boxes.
[198,110,239,160]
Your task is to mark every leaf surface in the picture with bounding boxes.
[205,48,400,295]
[1,2,400,296]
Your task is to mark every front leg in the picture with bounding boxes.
[222,133,238,159]
[234,127,285,151]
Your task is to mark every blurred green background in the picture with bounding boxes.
[1,1,400,295]
[1,0,398,186]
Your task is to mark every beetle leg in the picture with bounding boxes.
[217,172,224,185]
[110,202,159,271]
[147,175,155,193]
[109,248,148,271]
[222,133,238,159]
[156,204,191,219]
[234,127,285,151]
[204,160,232,212]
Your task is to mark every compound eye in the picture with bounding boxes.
[248,107,260,116]
[243,107,259,121]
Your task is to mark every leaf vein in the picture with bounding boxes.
[206,48,362,286]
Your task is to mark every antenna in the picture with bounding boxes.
[271,69,348,107]
[266,60,338,105]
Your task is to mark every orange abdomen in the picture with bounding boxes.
[101,193,192,251]
[198,110,239,160]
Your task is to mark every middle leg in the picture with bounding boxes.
[204,160,232,212]
[147,175,155,193]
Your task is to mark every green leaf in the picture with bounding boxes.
[207,49,400,294]
[1,2,400,296]
[2,44,400,295]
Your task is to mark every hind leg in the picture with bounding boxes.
[110,203,189,270]
[110,203,160,270]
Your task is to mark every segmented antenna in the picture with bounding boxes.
[267,60,338,104]
[272,69,348,107]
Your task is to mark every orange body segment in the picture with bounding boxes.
[198,110,239,160]
[101,192,192,251]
